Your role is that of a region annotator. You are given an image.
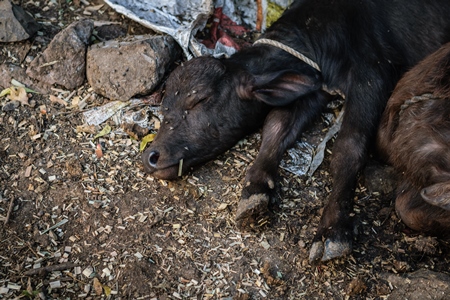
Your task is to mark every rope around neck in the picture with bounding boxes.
[253,38,345,99]
[399,93,435,115]
[254,38,321,71]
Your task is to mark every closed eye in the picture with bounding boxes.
[186,95,210,110]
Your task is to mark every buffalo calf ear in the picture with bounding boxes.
[238,70,321,106]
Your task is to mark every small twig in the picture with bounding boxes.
[25,242,41,260]
[66,272,87,284]
[178,159,184,177]
[52,109,87,117]
[4,197,14,225]
[149,216,164,228]
[24,262,78,276]
[40,218,69,235]
[92,32,106,42]
[39,60,59,68]
[256,0,263,31]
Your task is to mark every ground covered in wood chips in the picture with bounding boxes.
[1,1,450,299]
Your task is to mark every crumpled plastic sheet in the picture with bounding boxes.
[120,107,150,127]
[104,0,292,58]
[280,140,314,177]
[280,108,344,177]
[306,108,344,177]
[83,100,130,126]
[83,99,163,127]
[104,0,213,59]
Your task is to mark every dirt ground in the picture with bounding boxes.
[1,1,450,299]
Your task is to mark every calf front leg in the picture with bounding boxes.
[309,132,363,262]
[309,80,389,262]
[236,91,329,229]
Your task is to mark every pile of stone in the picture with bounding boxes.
[0,0,180,101]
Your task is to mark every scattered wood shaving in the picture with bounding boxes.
[50,95,68,106]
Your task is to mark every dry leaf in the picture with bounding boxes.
[27,277,33,294]
[39,105,47,114]
[95,144,103,158]
[139,133,155,152]
[76,124,96,134]
[8,86,29,106]
[0,87,11,98]
[103,285,112,296]
[1,84,38,99]
[85,4,104,11]
[93,278,103,296]
[347,277,367,296]
[153,118,161,130]
[93,124,111,140]
[49,95,68,106]
[122,126,139,140]
[71,96,80,108]
[217,203,228,211]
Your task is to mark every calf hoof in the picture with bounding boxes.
[309,235,352,263]
[235,193,269,230]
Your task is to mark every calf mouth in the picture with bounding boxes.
[142,143,229,180]
[142,149,183,180]
[146,165,180,180]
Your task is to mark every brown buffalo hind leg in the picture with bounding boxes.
[396,182,450,238]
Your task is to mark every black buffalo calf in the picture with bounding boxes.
[142,0,450,262]
[377,43,450,238]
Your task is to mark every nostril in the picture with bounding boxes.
[148,151,160,167]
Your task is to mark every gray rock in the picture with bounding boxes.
[9,41,32,63]
[26,19,94,89]
[0,0,40,42]
[2,100,20,112]
[95,24,127,41]
[86,34,180,101]
[383,269,450,300]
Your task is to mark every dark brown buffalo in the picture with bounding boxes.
[377,42,450,238]
[142,0,450,262]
